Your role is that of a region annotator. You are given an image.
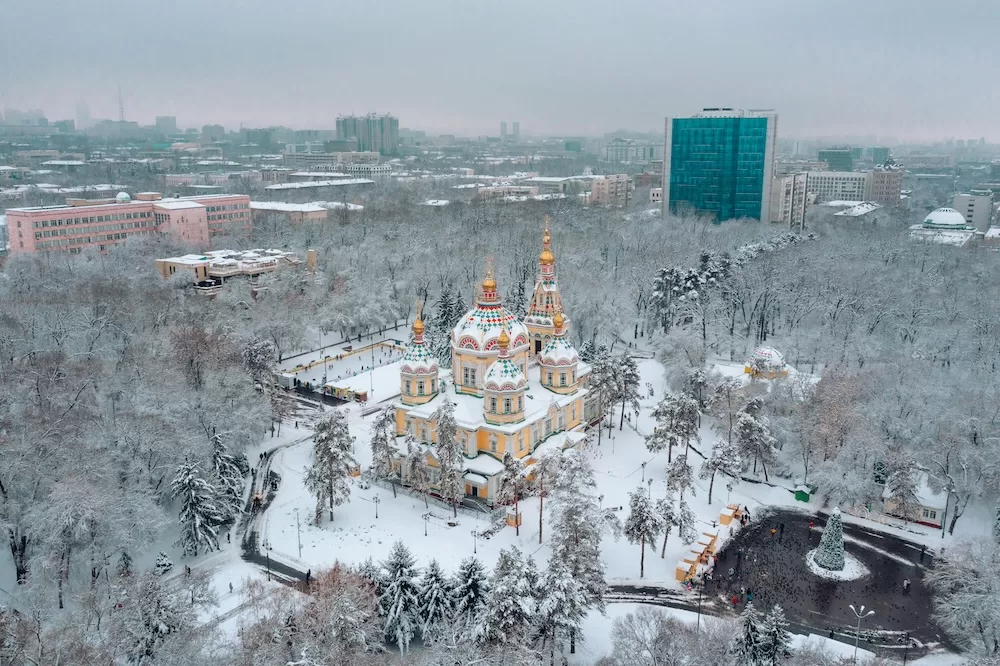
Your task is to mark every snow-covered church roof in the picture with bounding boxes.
[748,346,786,372]
[453,274,529,352]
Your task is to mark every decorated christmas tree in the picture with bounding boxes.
[814,508,845,570]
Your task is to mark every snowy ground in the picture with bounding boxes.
[262,358,805,586]
[278,339,406,392]
[805,549,870,581]
[571,602,962,666]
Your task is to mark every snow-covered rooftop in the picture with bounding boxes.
[400,366,589,437]
[421,199,450,206]
[289,171,349,178]
[153,200,206,210]
[250,201,326,213]
[834,201,882,217]
[264,178,375,190]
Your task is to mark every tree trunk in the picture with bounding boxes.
[424,491,428,509]
[539,476,545,544]
[620,397,626,430]
[761,459,769,483]
[570,627,576,654]
[660,528,670,558]
[640,534,645,578]
[514,497,520,537]
[708,470,716,504]
[8,530,29,583]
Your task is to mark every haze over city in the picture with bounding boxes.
[3,0,998,140]
[4,3,1000,666]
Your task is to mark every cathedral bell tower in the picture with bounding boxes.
[524,217,569,357]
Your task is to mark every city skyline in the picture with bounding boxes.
[2,0,998,142]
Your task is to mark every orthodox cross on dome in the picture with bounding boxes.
[539,216,555,277]
[412,297,425,343]
[479,255,500,305]
[497,321,510,359]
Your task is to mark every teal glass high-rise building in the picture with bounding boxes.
[662,109,777,222]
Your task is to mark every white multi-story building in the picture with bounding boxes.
[952,189,994,231]
[589,174,630,207]
[806,171,871,203]
[770,172,808,230]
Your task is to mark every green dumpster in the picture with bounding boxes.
[794,485,811,503]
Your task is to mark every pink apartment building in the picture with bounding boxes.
[5,191,251,254]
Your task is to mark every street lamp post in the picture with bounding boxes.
[848,604,875,665]
[471,530,479,554]
[294,508,302,558]
[647,477,653,499]
[373,495,381,520]
[727,482,733,504]
[696,579,704,633]
[903,632,911,665]
[264,539,272,582]
[641,461,647,482]
[422,512,432,536]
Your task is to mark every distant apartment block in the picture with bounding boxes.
[335,114,399,156]
[589,174,631,207]
[818,148,854,172]
[663,108,777,222]
[650,188,663,204]
[282,150,379,169]
[155,116,178,134]
[512,121,520,143]
[952,189,995,231]
[250,201,329,224]
[869,162,903,206]
[604,138,662,164]
[770,172,808,230]
[5,191,251,255]
[805,171,870,203]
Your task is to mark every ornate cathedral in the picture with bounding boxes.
[394,222,601,502]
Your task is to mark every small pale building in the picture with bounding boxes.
[745,347,788,380]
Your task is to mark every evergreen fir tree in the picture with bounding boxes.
[154,551,172,575]
[762,604,792,665]
[613,352,642,431]
[646,393,700,461]
[479,547,537,644]
[676,497,698,545]
[814,508,846,571]
[417,559,454,641]
[884,460,921,521]
[537,555,588,662]
[548,450,606,613]
[379,541,421,654]
[994,505,1000,544]
[369,406,397,483]
[657,497,678,559]
[435,400,464,517]
[666,454,696,501]
[524,555,542,608]
[211,433,247,522]
[171,461,227,557]
[579,340,596,364]
[497,450,530,536]
[451,557,489,632]
[700,438,741,504]
[357,556,386,597]
[623,487,663,578]
[304,409,356,525]
[734,602,767,666]
[734,397,778,481]
[117,551,134,577]
[405,435,431,508]
[588,347,615,442]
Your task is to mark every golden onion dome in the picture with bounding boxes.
[497,327,510,349]
[553,312,564,331]
[482,275,497,292]
[412,317,425,336]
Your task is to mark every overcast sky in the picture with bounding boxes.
[2,0,997,141]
